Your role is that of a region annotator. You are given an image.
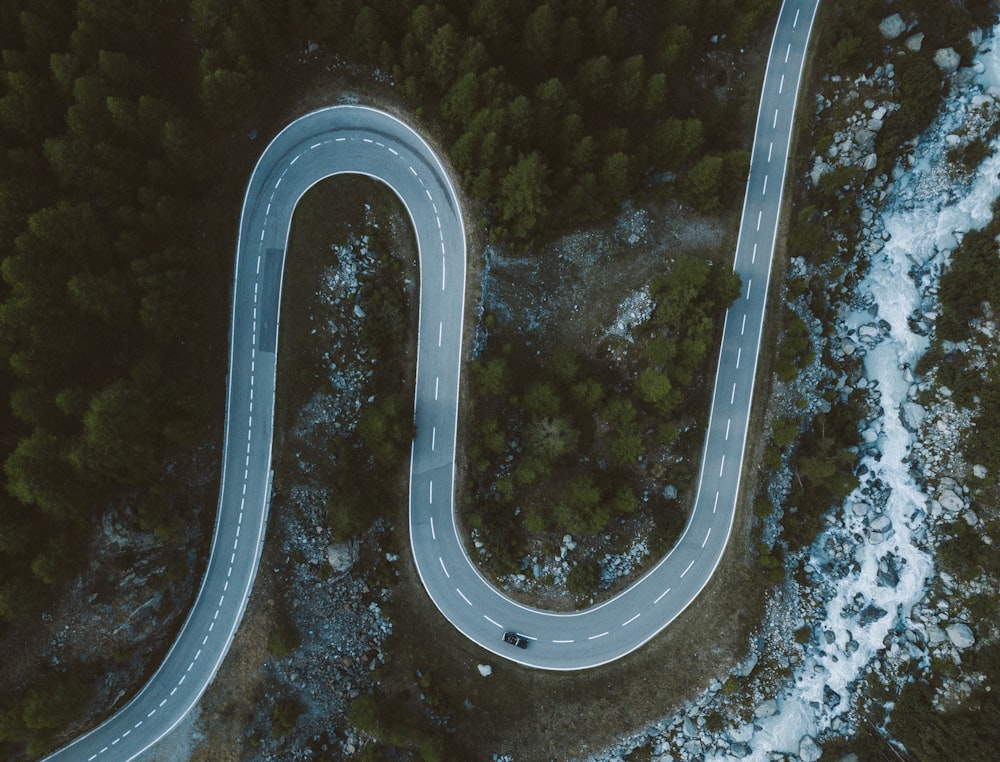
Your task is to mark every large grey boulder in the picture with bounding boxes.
[879,14,906,40]
[901,401,926,431]
[799,735,823,762]
[938,488,965,513]
[326,540,358,575]
[934,47,961,74]
[947,623,975,649]
[906,32,925,52]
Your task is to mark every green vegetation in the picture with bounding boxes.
[191,0,778,243]
[890,641,1000,760]
[0,0,230,632]
[0,0,781,640]
[465,256,740,577]
[933,198,1000,474]
[348,690,457,760]
[783,397,861,551]
[0,661,98,756]
[270,697,304,737]
[267,612,301,659]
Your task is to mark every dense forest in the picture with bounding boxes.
[0,0,782,754]
[0,0,780,632]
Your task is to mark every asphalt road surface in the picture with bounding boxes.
[46,1,818,758]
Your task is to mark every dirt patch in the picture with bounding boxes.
[481,200,734,357]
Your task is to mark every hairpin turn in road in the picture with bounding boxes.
[45,2,818,759]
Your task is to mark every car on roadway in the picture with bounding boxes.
[502,631,528,649]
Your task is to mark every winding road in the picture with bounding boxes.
[45,1,818,758]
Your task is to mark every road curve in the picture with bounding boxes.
[47,1,818,757]
[411,0,820,669]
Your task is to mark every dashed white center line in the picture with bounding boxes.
[785,42,791,63]
[773,108,779,128]
[681,559,695,578]
[768,141,773,162]
[793,8,800,27]
[170,686,178,696]
[409,165,417,176]
[553,638,574,644]
[741,314,747,335]
[388,146,398,155]
[736,347,742,369]
[311,142,322,149]
[484,615,502,628]
[439,557,449,578]
[456,588,472,606]
[719,454,725,477]
[290,154,299,165]
[430,516,436,540]
[622,613,641,627]
[431,426,436,451]
[752,242,758,264]
[256,255,261,274]
[335,137,346,142]
[588,631,609,640]
[756,210,762,231]
[702,527,712,548]
[438,321,443,346]
[434,377,439,400]
[713,491,720,514]
[779,73,785,94]
[429,480,433,504]
[725,419,731,440]
[655,587,671,604]
[746,278,753,299]
[731,382,737,404]
[363,137,373,144]
[762,175,768,195]
[195,648,202,660]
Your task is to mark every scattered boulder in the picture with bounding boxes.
[879,13,906,40]
[823,685,842,710]
[900,401,926,432]
[754,698,778,719]
[905,32,925,52]
[799,734,823,762]
[477,663,493,676]
[927,624,948,646]
[946,623,975,649]
[938,488,965,513]
[934,47,961,74]
[858,603,888,626]
[325,541,358,575]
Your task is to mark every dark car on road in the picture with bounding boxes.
[502,631,529,649]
